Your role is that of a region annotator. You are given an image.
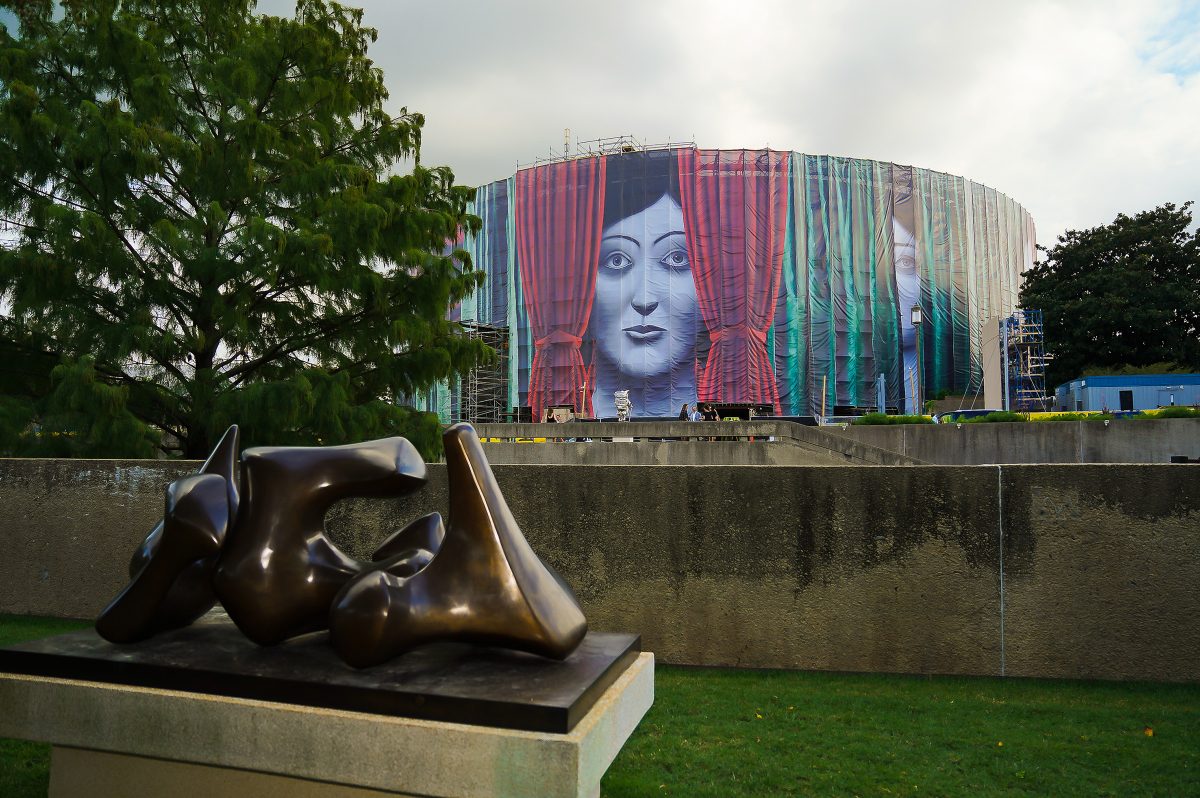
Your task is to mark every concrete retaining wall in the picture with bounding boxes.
[477,440,848,466]
[475,421,922,466]
[1,458,1197,682]
[824,417,1200,464]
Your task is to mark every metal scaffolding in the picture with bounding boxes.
[1002,309,1051,412]
[518,134,696,171]
[458,322,509,424]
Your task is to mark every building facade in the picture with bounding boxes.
[1054,374,1200,412]
[429,146,1035,421]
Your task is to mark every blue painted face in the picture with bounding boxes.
[592,194,698,382]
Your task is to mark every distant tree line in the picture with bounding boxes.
[1020,202,1200,389]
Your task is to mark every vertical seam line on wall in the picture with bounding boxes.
[997,464,1006,676]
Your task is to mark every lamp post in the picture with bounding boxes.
[911,305,924,415]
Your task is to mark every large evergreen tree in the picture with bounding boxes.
[1020,202,1200,388]
[0,0,486,458]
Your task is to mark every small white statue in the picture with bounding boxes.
[614,390,632,422]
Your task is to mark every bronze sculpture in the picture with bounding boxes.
[96,423,588,668]
[328,424,587,667]
[95,425,240,643]
[213,436,428,645]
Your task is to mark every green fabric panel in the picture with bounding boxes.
[779,165,803,414]
[804,155,835,415]
[869,160,898,411]
[505,176,521,412]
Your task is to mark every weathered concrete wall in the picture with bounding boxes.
[1,458,1197,682]
[1000,465,1200,682]
[825,418,1200,464]
[0,459,196,620]
[477,440,848,466]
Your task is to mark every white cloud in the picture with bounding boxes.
[263,0,1200,243]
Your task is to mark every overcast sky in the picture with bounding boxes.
[256,0,1200,248]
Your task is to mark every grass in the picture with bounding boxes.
[602,667,1200,797]
[2,616,1197,797]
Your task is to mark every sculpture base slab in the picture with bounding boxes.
[1,651,654,798]
[0,617,639,733]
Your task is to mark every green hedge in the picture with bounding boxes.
[852,413,934,425]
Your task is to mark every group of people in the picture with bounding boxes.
[678,403,720,422]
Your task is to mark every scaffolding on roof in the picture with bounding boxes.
[518,134,696,171]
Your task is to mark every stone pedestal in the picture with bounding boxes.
[0,651,654,798]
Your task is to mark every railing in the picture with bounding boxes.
[471,420,923,465]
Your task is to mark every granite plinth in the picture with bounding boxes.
[0,652,656,798]
[0,616,639,733]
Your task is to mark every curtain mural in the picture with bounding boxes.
[514,158,606,420]
[428,148,1035,421]
[678,148,789,409]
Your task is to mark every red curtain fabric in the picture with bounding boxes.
[515,158,607,420]
[677,148,790,409]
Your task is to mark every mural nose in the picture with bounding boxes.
[632,296,659,316]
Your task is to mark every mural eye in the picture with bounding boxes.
[660,248,690,270]
[602,252,633,271]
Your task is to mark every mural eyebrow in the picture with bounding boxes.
[652,230,686,245]
[601,235,639,246]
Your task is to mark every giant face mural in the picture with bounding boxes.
[590,192,698,418]
[430,148,1035,421]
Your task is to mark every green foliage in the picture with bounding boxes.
[0,356,160,456]
[1137,406,1200,420]
[33,357,161,456]
[1081,361,1194,377]
[0,394,36,453]
[0,0,487,459]
[852,413,933,425]
[1030,412,1113,423]
[960,411,1027,423]
[1020,203,1200,388]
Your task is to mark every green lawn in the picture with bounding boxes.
[2,616,1197,797]
[602,667,1199,797]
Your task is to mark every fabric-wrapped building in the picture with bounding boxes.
[428,145,1035,420]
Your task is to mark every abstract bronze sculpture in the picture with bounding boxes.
[328,424,587,667]
[214,436,428,645]
[96,423,588,668]
[96,425,240,643]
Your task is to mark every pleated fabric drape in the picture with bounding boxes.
[677,148,790,408]
[515,158,607,420]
